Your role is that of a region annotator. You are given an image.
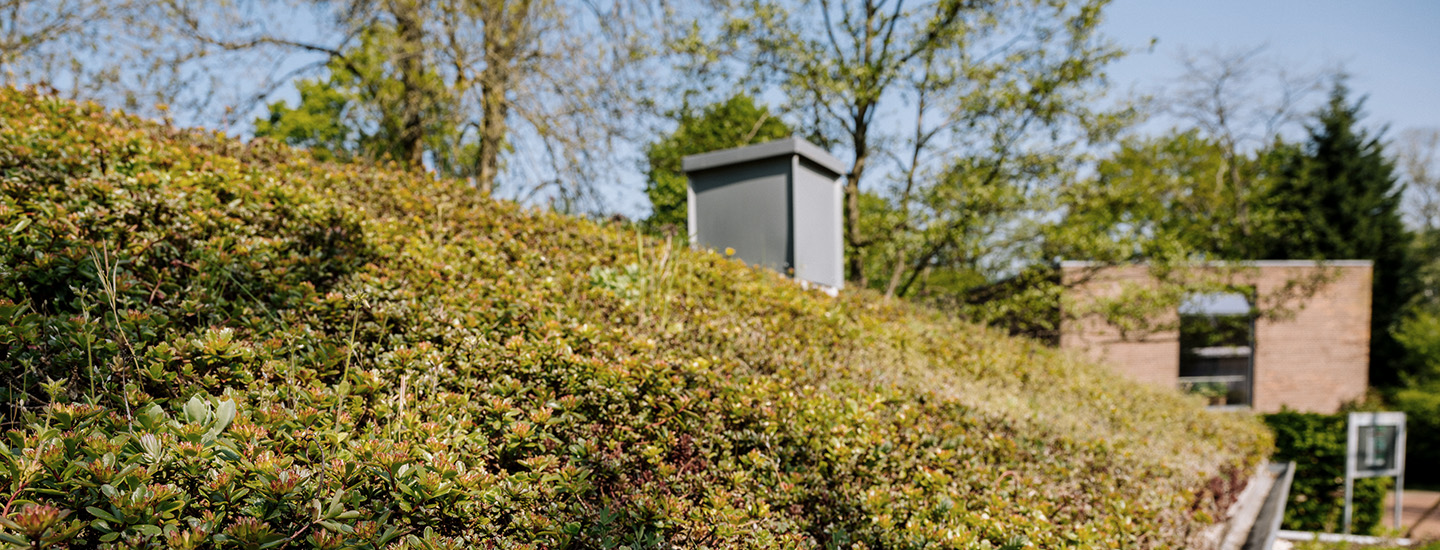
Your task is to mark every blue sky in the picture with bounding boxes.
[214,1,1440,216]
[1101,0,1440,136]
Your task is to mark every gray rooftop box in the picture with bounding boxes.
[682,137,845,289]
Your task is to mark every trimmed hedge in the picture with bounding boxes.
[0,88,1271,548]
[1263,410,1388,534]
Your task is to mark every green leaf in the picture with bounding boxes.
[134,524,162,536]
[213,399,236,432]
[376,526,402,546]
[86,506,119,523]
[0,532,29,545]
[318,520,356,534]
[324,490,345,519]
[185,395,208,423]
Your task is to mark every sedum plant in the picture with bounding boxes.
[0,88,1271,548]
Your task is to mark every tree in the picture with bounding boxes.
[0,0,108,86]
[139,0,653,208]
[1262,83,1414,386]
[1397,128,1440,230]
[0,0,158,107]
[253,74,356,164]
[643,93,790,231]
[1166,48,1326,155]
[1001,49,1344,344]
[693,0,1127,289]
[1062,130,1246,262]
[1392,128,1440,386]
[1161,48,1327,252]
[681,1,1328,341]
[1062,128,1308,262]
[253,27,462,171]
[130,1,451,172]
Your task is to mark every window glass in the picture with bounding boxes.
[1358,425,1398,471]
[1178,291,1253,407]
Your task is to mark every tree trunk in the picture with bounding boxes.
[845,169,865,285]
[392,0,428,169]
[845,111,870,287]
[475,67,509,196]
[473,0,529,196]
[884,248,906,297]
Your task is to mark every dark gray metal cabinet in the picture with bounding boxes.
[682,138,845,289]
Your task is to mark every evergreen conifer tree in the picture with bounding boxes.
[1263,83,1414,386]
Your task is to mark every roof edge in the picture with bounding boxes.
[1059,259,1375,269]
[681,137,846,176]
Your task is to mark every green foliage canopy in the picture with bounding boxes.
[1072,129,1289,261]
[254,28,465,175]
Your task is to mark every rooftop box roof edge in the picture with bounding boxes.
[681,137,846,176]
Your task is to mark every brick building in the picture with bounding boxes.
[1059,260,1373,414]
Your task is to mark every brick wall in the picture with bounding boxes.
[1059,265,1182,387]
[1059,262,1372,413]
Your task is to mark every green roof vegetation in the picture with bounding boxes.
[0,88,1270,548]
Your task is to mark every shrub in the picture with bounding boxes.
[1390,384,1440,487]
[1263,410,1388,534]
[0,88,1272,548]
